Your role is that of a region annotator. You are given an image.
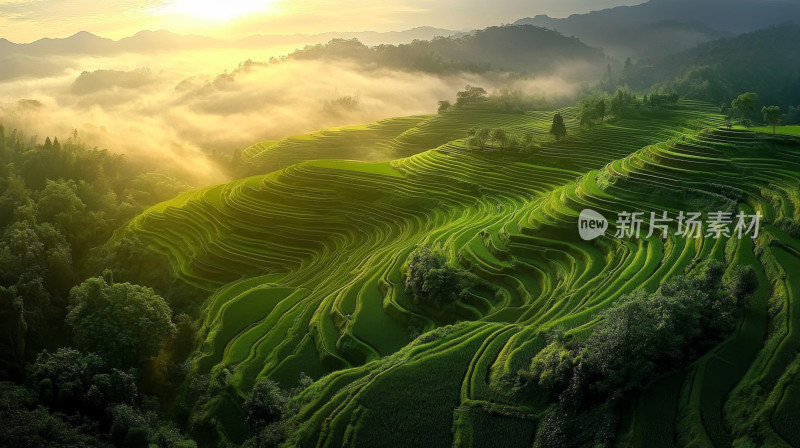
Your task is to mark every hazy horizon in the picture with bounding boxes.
[0,2,619,185]
[0,0,647,43]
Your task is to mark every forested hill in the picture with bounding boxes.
[624,24,800,109]
[515,0,800,58]
[281,25,608,76]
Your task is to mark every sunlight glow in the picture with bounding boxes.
[163,0,277,21]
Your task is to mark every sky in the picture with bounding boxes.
[0,0,647,43]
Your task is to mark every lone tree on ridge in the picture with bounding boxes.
[549,113,567,141]
[762,106,783,135]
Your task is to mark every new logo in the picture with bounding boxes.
[578,209,608,240]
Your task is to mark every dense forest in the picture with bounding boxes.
[622,24,800,114]
[0,128,204,446]
[276,25,608,76]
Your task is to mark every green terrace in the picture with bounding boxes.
[121,100,800,446]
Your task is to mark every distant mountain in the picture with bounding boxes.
[0,27,461,81]
[0,27,462,57]
[18,31,117,55]
[282,25,608,77]
[515,0,800,59]
[117,30,223,53]
[239,27,463,48]
[626,23,800,108]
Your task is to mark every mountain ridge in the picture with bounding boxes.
[515,0,800,58]
[0,26,462,55]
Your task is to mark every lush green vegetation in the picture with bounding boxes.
[0,127,202,445]
[624,24,800,111]
[277,25,606,76]
[4,16,800,448]
[752,125,800,136]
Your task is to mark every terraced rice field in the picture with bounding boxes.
[124,100,800,446]
[239,102,582,173]
[751,126,800,136]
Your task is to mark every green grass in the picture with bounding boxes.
[302,159,405,178]
[751,125,800,136]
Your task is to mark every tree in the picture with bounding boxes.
[580,263,739,396]
[579,98,597,125]
[521,132,536,152]
[0,286,26,379]
[731,92,759,123]
[244,378,288,430]
[404,246,476,309]
[610,88,635,117]
[578,95,609,126]
[437,100,451,113]
[490,128,508,148]
[66,277,175,368]
[0,382,103,447]
[109,404,196,448]
[476,128,490,149]
[549,113,567,141]
[0,221,73,338]
[35,180,86,238]
[27,348,137,415]
[761,106,783,135]
[596,100,607,124]
[788,105,800,125]
[522,338,576,399]
[455,85,487,105]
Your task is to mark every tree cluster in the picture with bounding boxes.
[519,263,755,447]
[404,246,478,309]
[0,125,201,446]
[455,85,488,106]
[608,87,638,117]
[578,95,609,126]
[282,25,606,77]
[643,88,679,109]
[466,127,536,152]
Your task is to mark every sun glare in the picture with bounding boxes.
[164,0,276,21]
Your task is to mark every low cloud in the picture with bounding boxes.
[0,45,587,185]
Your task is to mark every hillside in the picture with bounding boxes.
[515,0,800,58]
[281,25,608,76]
[0,27,459,81]
[237,101,577,174]
[119,99,800,446]
[625,23,800,109]
[7,1,800,447]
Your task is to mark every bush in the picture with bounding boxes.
[520,338,577,399]
[403,246,477,309]
[244,378,288,430]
